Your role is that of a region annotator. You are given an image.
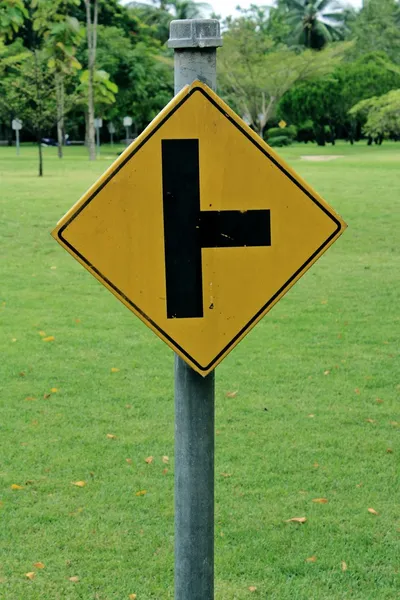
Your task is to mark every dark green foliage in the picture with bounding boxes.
[279,52,400,144]
[267,134,292,147]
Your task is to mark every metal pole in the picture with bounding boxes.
[168,19,222,600]
[96,126,100,157]
[16,129,20,156]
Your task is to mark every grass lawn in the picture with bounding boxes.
[0,141,399,599]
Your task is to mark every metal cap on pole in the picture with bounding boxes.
[168,19,222,600]
[168,19,222,94]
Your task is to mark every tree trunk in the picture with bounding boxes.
[315,125,326,146]
[56,73,64,159]
[34,49,44,177]
[37,133,43,177]
[85,0,98,161]
[84,110,89,147]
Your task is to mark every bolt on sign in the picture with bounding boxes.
[52,80,346,376]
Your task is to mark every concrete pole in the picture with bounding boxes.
[96,125,100,157]
[168,19,222,600]
[16,129,20,156]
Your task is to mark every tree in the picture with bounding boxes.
[349,90,400,142]
[78,68,118,139]
[85,0,98,160]
[282,0,347,50]
[279,51,400,144]
[171,0,211,20]
[350,0,400,63]
[0,51,58,175]
[219,12,351,135]
[44,16,83,158]
[127,0,210,44]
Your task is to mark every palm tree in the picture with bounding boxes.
[283,0,346,50]
[171,0,211,20]
[128,0,211,44]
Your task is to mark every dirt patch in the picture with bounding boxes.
[301,155,345,162]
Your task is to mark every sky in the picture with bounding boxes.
[209,0,363,20]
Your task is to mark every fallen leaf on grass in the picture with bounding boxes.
[354,388,360,394]
[111,367,120,373]
[312,498,328,504]
[11,484,23,490]
[248,586,257,592]
[285,517,307,524]
[308,414,315,418]
[69,507,83,516]
[72,481,86,488]
[365,418,375,424]
[135,490,147,496]
[126,458,133,464]
[50,388,58,393]
[376,398,384,404]
[25,396,37,401]
[43,393,51,399]
[313,462,319,468]
[33,562,45,569]
[324,370,330,376]
[145,456,153,464]
[38,331,46,337]
[306,556,317,563]
[129,594,137,599]
[356,483,363,488]
[162,468,168,475]
[19,372,25,377]
[220,472,232,478]
[11,338,17,342]
[106,434,117,440]
[69,576,79,583]
[225,390,238,398]
[341,561,348,572]
[368,508,379,515]
[390,421,399,427]
[25,572,35,580]
[387,448,393,454]
[43,336,55,342]
[50,266,57,270]
[162,456,169,464]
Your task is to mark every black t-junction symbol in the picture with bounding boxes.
[162,139,271,319]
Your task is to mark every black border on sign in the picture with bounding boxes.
[58,86,342,372]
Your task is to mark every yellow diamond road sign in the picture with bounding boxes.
[52,81,346,376]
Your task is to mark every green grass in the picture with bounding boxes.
[1,141,399,599]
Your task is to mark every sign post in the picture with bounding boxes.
[12,119,22,156]
[52,18,347,600]
[123,116,132,145]
[168,19,222,600]
[107,122,115,146]
[94,118,102,156]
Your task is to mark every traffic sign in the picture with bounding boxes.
[52,80,346,376]
[12,119,22,130]
[123,116,132,127]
